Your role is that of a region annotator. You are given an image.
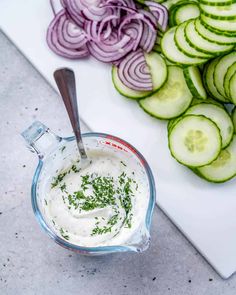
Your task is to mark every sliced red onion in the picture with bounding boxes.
[47,0,169,78]
[118,49,152,91]
[47,10,89,58]
[97,15,119,40]
[106,0,136,9]
[138,9,157,31]
[118,19,143,51]
[84,15,118,42]
[60,0,66,7]
[145,1,168,31]
[103,21,113,40]
[63,0,86,27]
[72,0,111,22]
[88,33,135,62]
[57,12,88,49]
[83,20,99,41]
[139,21,156,52]
[112,59,123,66]
[101,4,157,32]
[50,0,57,15]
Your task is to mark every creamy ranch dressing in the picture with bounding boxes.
[43,149,149,247]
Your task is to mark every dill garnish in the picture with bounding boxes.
[71,164,81,173]
[60,183,67,192]
[51,161,137,237]
[120,161,127,167]
[51,171,67,188]
[60,146,66,153]
[60,228,69,240]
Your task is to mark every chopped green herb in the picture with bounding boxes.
[118,172,126,185]
[108,214,119,226]
[60,228,69,240]
[120,161,127,167]
[60,183,67,192]
[91,214,119,236]
[60,146,66,153]
[125,213,133,228]
[44,199,48,206]
[62,195,66,204]
[51,161,137,237]
[51,171,67,188]
[91,225,112,236]
[71,164,81,173]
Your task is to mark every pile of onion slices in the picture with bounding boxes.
[47,0,168,91]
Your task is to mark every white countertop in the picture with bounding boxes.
[0,30,236,295]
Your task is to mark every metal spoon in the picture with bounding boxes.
[54,68,90,168]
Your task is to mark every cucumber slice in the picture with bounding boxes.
[139,66,193,119]
[203,58,229,102]
[191,97,225,108]
[199,17,236,36]
[232,107,236,133]
[145,52,168,91]
[112,52,167,99]
[224,62,236,98]
[153,44,162,53]
[200,3,236,20]
[196,134,236,183]
[201,14,236,34]
[155,35,161,45]
[175,2,200,23]
[183,66,207,99]
[174,22,212,58]
[214,52,236,98]
[185,20,234,55]
[169,1,200,26]
[168,114,222,167]
[229,72,236,104]
[232,107,236,131]
[163,0,187,9]
[185,103,234,148]
[161,27,208,65]
[167,116,183,134]
[112,67,151,99]
[199,0,236,5]
[195,18,236,44]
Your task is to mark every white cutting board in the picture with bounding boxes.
[1,0,236,279]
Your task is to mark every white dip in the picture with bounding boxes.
[43,149,149,247]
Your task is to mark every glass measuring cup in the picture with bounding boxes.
[22,121,156,255]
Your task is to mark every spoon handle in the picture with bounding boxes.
[54,68,87,159]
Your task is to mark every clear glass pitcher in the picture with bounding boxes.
[22,121,156,255]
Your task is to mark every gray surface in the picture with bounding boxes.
[0,31,236,295]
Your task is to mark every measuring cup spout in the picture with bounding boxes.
[21,121,62,159]
[125,227,151,253]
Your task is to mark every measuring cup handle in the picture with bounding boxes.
[21,121,62,159]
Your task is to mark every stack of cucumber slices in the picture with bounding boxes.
[168,103,235,183]
[161,0,236,65]
[112,0,236,183]
[204,52,236,103]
